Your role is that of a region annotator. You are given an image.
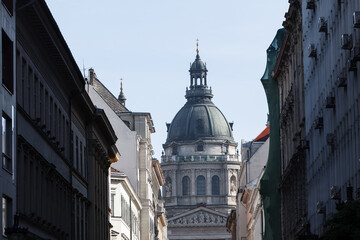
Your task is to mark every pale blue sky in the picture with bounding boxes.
[45,0,289,158]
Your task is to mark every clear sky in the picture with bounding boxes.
[45,0,289,159]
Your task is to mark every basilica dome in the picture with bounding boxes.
[165,50,234,145]
[165,101,234,144]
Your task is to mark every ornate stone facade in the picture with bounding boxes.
[161,48,240,240]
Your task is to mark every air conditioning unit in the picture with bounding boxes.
[317,201,326,214]
[351,46,360,61]
[314,117,323,129]
[318,17,327,32]
[341,34,352,50]
[337,69,347,88]
[301,140,310,150]
[306,0,315,10]
[326,96,335,108]
[308,44,317,58]
[348,59,357,71]
[330,186,341,200]
[327,133,335,146]
[353,11,360,28]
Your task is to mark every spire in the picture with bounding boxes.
[186,42,212,100]
[118,78,126,106]
[196,39,199,55]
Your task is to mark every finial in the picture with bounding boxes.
[196,39,199,54]
[118,78,126,105]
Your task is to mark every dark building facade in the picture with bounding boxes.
[272,1,308,239]
[3,1,119,239]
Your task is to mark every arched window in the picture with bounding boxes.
[182,176,190,196]
[165,177,172,198]
[230,175,237,193]
[196,175,206,195]
[212,175,220,195]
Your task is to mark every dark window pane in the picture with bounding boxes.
[197,175,206,195]
[182,176,190,196]
[2,30,13,93]
[212,175,220,195]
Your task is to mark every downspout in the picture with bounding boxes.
[261,199,264,240]
[130,195,132,240]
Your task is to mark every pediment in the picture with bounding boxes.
[168,207,228,227]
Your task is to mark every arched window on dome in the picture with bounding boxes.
[182,176,190,196]
[212,175,220,195]
[196,175,206,195]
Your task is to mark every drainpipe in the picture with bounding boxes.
[130,195,132,240]
[260,199,264,240]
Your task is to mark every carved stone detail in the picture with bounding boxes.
[168,211,227,226]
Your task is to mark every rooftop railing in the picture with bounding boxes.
[161,154,239,163]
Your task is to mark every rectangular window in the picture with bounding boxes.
[2,0,13,16]
[21,59,26,107]
[27,67,32,116]
[111,193,115,216]
[75,136,79,170]
[34,75,38,119]
[2,114,12,172]
[80,141,83,175]
[49,97,53,134]
[2,196,12,236]
[39,83,44,125]
[2,30,13,94]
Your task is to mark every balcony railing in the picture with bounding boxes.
[161,154,239,163]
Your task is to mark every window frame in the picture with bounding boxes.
[2,113,12,173]
[196,175,206,195]
[182,176,190,196]
[211,175,220,195]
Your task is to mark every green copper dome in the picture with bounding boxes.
[165,101,233,144]
[165,51,234,145]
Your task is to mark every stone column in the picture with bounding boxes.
[206,169,211,204]
[191,169,196,195]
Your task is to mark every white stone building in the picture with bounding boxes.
[235,127,269,240]
[110,168,142,240]
[87,69,167,240]
[161,48,240,240]
[302,0,360,236]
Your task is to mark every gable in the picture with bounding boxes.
[168,207,228,227]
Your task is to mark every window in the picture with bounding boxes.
[2,196,12,236]
[197,144,204,151]
[2,30,13,94]
[196,175,206,195]
[212,175,220,195]
[111,193,115,216]
[2,114,12,172]
[75,136,79,170]
[80,141,83,175]
[172,146,178,155]
[182,176,190,196]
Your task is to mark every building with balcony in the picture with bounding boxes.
[161,46,240,240]
[3,1,120,240]
[302,0,360,236]
[272,1,308,238]
[0,0,16,239]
